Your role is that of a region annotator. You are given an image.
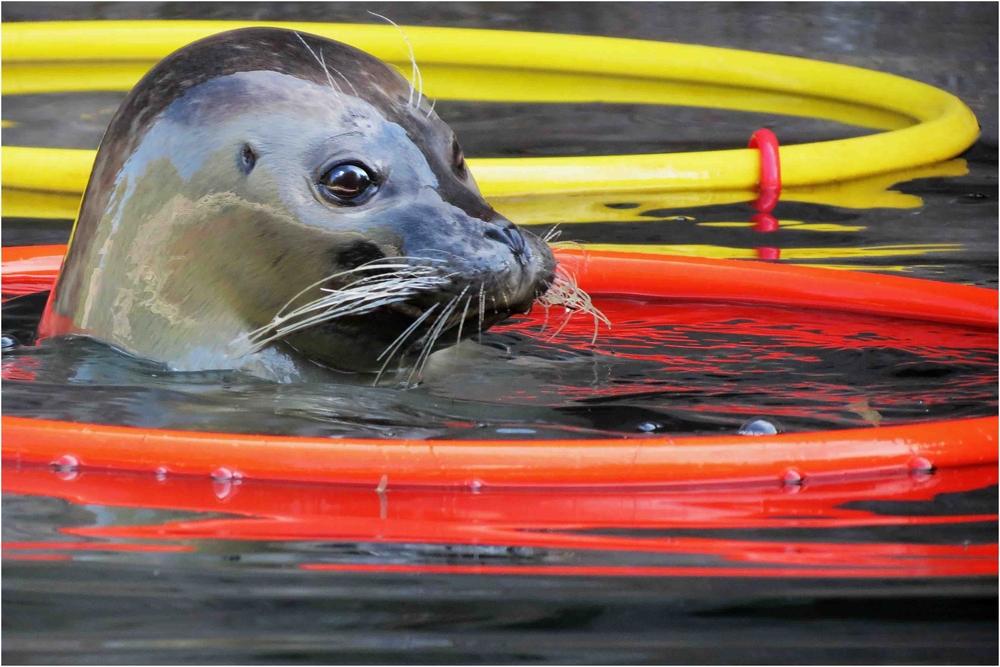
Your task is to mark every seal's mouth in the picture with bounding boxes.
[383,300,515,333]
[288,292,527,385]
[240,244,569,382]
[385,301,426,320]
[381,291,532,342]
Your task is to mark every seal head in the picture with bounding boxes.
[39,28,556,381]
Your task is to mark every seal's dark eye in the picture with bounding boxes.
[452,138,467,179]
[318,163,377,205]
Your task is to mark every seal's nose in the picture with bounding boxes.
[485,221,528,263]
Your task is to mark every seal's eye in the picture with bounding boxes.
[452,138,467,179]
[318,163,377,205]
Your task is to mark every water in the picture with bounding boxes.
[4,463,998,663]
[3,294,997,437]
[2,2,997,663]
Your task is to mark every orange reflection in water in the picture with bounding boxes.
[4,463,996,579]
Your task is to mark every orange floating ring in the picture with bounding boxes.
[0,244,63,298]
[2,245,997,488]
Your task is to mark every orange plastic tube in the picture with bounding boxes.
[2,415,996,487]
[0,244,64,297]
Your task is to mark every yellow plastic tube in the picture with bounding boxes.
[1,21,980,197]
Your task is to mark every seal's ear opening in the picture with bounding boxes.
[239,143,258,174]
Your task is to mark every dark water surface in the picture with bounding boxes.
[2,2,998,663]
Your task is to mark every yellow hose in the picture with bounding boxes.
[1,21,980,197]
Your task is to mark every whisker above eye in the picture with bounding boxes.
[368,11,423,110]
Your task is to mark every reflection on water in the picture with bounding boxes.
[3,463,998,663]
[3,294,996,438]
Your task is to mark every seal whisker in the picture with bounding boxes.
[456,292,472,346]
[247,285,425,352]
[407,315,444,386]
[540,301,551,333]
[374,302,441,386]
[294,32,340,96]
[407,294,460,386]
[318,48,342,94]
[478,283,486,343]
[275,264,406,319]
[426,98,437,118]
[368,12,423,109]
[254,263,462,350]
[287,272,446,320]
[413,296,457,379]
[547,309,576,342]
[535,262,610,346]
[275,257,444,320]
[376,303,438,364]
[271,272,426,328]
[412,247,473,267]
[276,276,439,329]
[244,265,454,354]
[328,64,360,97]
[549,239,586,253]
[542,224,563,243]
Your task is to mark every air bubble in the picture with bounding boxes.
[469,479,483,494]
[50,454,79,471]
[1,335,19,350]
[50,455,80,481]
[637,422,661,433]
[738,418,779,436]
[908,457,935,476]
[781,469,803,487]
[211,467,243,482]
[154,466,169,481]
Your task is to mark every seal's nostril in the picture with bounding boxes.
[506,227,527,257]
[484,227,506,244]
[486,223,527,260]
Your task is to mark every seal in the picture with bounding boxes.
[38,27,560,383]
